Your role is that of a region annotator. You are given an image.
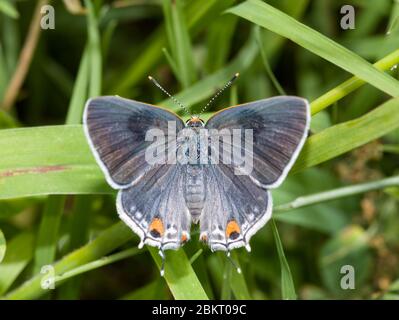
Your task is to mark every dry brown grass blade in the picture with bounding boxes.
[1,0,49,111]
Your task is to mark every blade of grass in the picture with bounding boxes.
[255,25,286,95]
[0,109,18,128]
[161,0,309,113]
[162,47,181,83]
[227,0,399,97]
[54,247,142,285]
[84,0,102,97]
[292,97,399,173]
[206,12,237,73]
[0,228,5,263]
[58,196,92,299]
[162,0,196,88]
[111,0,231,94]
[148,247,208,300]
[270,219,297,300]
[2,11,19,77]
[1,0,48,111]
[189,249,203,264]
[275,175,399,214]
[221,262,232,299]
[32,196,65,275]
[0,0,19,19]
[65,48,90,124]
[4,222,132,299]
[120,279,168,300]
[0,44,8,101]
[163,33,258,112]
[230,251,251,299]
[310,48,399,115]
[5,222,207,300]
[0,232,35,295]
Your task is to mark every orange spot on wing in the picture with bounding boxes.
[149,218,164,238]
[226,220,241,239]
[181,233,188,243]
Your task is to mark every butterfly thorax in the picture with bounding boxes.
[185,116,205,128]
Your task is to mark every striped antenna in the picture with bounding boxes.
[148,76,192,117]
[199,73,240,116]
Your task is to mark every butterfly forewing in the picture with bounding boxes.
[205,96,310,189]
[84,96,184,189]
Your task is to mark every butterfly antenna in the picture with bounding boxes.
[148,76,192,117]
[226,251,242,274]
[199,73,240,116]
[159,248,166,277]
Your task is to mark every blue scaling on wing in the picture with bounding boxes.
[205,96,310,189]
[199,96,310,251]
[83,96,184,189]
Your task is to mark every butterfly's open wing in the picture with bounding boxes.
[200,164,271,251]
[84,96,189,250]
[205,96,310,189]
[84,96,184,189]
[200,96,310,251]
[117,164,190,250]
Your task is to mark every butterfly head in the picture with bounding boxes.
[185,116,205,128]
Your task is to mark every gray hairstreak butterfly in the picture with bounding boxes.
[83,74,310,275]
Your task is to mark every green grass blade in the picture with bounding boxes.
[162,47,182,85]
[55,248,142,285]
[0,125,111,199]
[121,279,167,300]
[0,0,19,19]
[32,196,65,274]
[206,10,237,73]
[0,228,5,263]
[162,0,196,88]
[65,48,90,124]
[293,97,399,173]
[149,247,208,300]
[310,48,399,115]
[271,219,297,300]
[85,0,102,97]
[220,262,232,299]
[5,222,207,300]
[111,0,228,94]
[4,222,133,299]
[254,26,286,95]
[0,232,34,295]
[227,0,399,97]
[230,251,251,299]
[162,34,258,112]
[58,196,92,299]
[0,109,18,128]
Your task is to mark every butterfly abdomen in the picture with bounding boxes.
[184,165,205,223]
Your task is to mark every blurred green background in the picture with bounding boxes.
[0,0,398,300]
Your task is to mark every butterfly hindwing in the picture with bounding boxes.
[117,164,191,249]
[84,96,184,189]
[200,164,272,251]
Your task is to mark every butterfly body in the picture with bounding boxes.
[184,164,205,223]
[83,95,310,253]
